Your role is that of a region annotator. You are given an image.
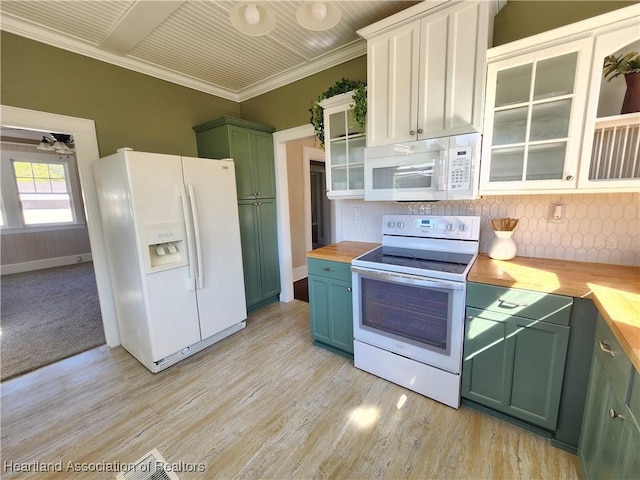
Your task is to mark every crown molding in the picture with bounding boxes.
[236,40,367,102]
[1,13,368,105]
[0,13,240,102]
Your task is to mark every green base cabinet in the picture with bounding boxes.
[578,315,640,479]
[194,117,279,312]
[462,283,572,431]
[307,258,353,357]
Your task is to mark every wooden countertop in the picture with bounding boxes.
[306,241,379,263]
[469,254,640,372]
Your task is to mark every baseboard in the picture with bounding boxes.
[1,253,93,275]
[292,265,308,282]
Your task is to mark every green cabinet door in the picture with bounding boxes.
[579,315,639,480]
[228,125,255,200]
[462,306,570,430]
[255,198,280,302]
[252,130,276,198]
[237,199,280,312]
[237,201,262,309]
[308,258,354,357]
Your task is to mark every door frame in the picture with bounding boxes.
[0,105,120,346]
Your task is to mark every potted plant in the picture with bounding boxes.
[603,51,640,114]
[309,78,366,148]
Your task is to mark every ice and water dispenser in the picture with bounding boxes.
[140,222,189,273]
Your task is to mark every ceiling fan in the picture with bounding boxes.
[37,133,75,154]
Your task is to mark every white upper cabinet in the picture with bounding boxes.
[480,4,640,195]
[480,38,593,192]
[359,1,497,147]
[320,91,366,199]
[578,23,640,190]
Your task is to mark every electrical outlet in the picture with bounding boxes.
[549,204,565,223]
[353,206,362,220]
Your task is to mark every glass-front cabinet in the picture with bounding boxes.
[319,91,365,199]
[480,38,593,192]
[578,23,640,189]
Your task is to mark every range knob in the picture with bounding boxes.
[397,221,405,229]
[446,223,456,231]
[458,223,467,232]
[387,221,395,228]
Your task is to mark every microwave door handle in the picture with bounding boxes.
[351,266,464,291]
[436,150,447,190]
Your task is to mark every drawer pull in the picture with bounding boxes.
[323,267,335,272]
[498,298,530,308]
[609,408,624,420]
[599,340,615,357]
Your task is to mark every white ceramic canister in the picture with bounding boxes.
[487,230,517,260]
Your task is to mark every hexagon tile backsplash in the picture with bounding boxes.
[339,192,640,267]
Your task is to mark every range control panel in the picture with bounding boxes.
[382,215,481,240]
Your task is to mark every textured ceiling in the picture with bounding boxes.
[0,0,421,101]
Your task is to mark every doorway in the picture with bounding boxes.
[310,160,331,249]
[1,105,118,350]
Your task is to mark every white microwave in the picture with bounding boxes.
[364,133,481,201]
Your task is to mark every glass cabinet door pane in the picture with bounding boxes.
[330,138,347,166]
[493,107,528,145]
[495,64,533,107]
[349,165,364,190]
[526,142,566,180]
[530,99,572,141]
[533,52,577,100]
[349,137,366,164]
[329,112,346,139]
[332,166,347,191]
[489,147,525,182]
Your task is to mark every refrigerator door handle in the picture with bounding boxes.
[180,184,197,291]
[188,184,205,289]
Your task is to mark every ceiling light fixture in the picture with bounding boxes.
[296,1,341,31]
[230,2,275,36]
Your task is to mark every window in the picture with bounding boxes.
[0,147,84,230]
[12,160,74,225]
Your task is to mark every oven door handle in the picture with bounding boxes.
[351,266,464,291]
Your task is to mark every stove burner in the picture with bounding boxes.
[357,246,473,276]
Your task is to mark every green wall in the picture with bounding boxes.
[493,1,636,47]
[0,32,240,157]
[240,56,367,132]
[1,1,635,154]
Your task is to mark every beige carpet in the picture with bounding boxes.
[1,262,105,381]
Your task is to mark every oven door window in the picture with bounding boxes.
[360,276,452,354]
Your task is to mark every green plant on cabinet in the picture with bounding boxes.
[307,258,354,358]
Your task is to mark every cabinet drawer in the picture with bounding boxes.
[467,283,572,326]
[308,258,352,282]
[593,316,633,395]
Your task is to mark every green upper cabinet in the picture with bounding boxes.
[462,283,572,431]
[194,116,276,200]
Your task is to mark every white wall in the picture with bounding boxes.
[338,192,640,266]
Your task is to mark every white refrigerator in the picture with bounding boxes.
[94,149,247,372]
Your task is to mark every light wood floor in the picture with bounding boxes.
[1,300,581,479]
